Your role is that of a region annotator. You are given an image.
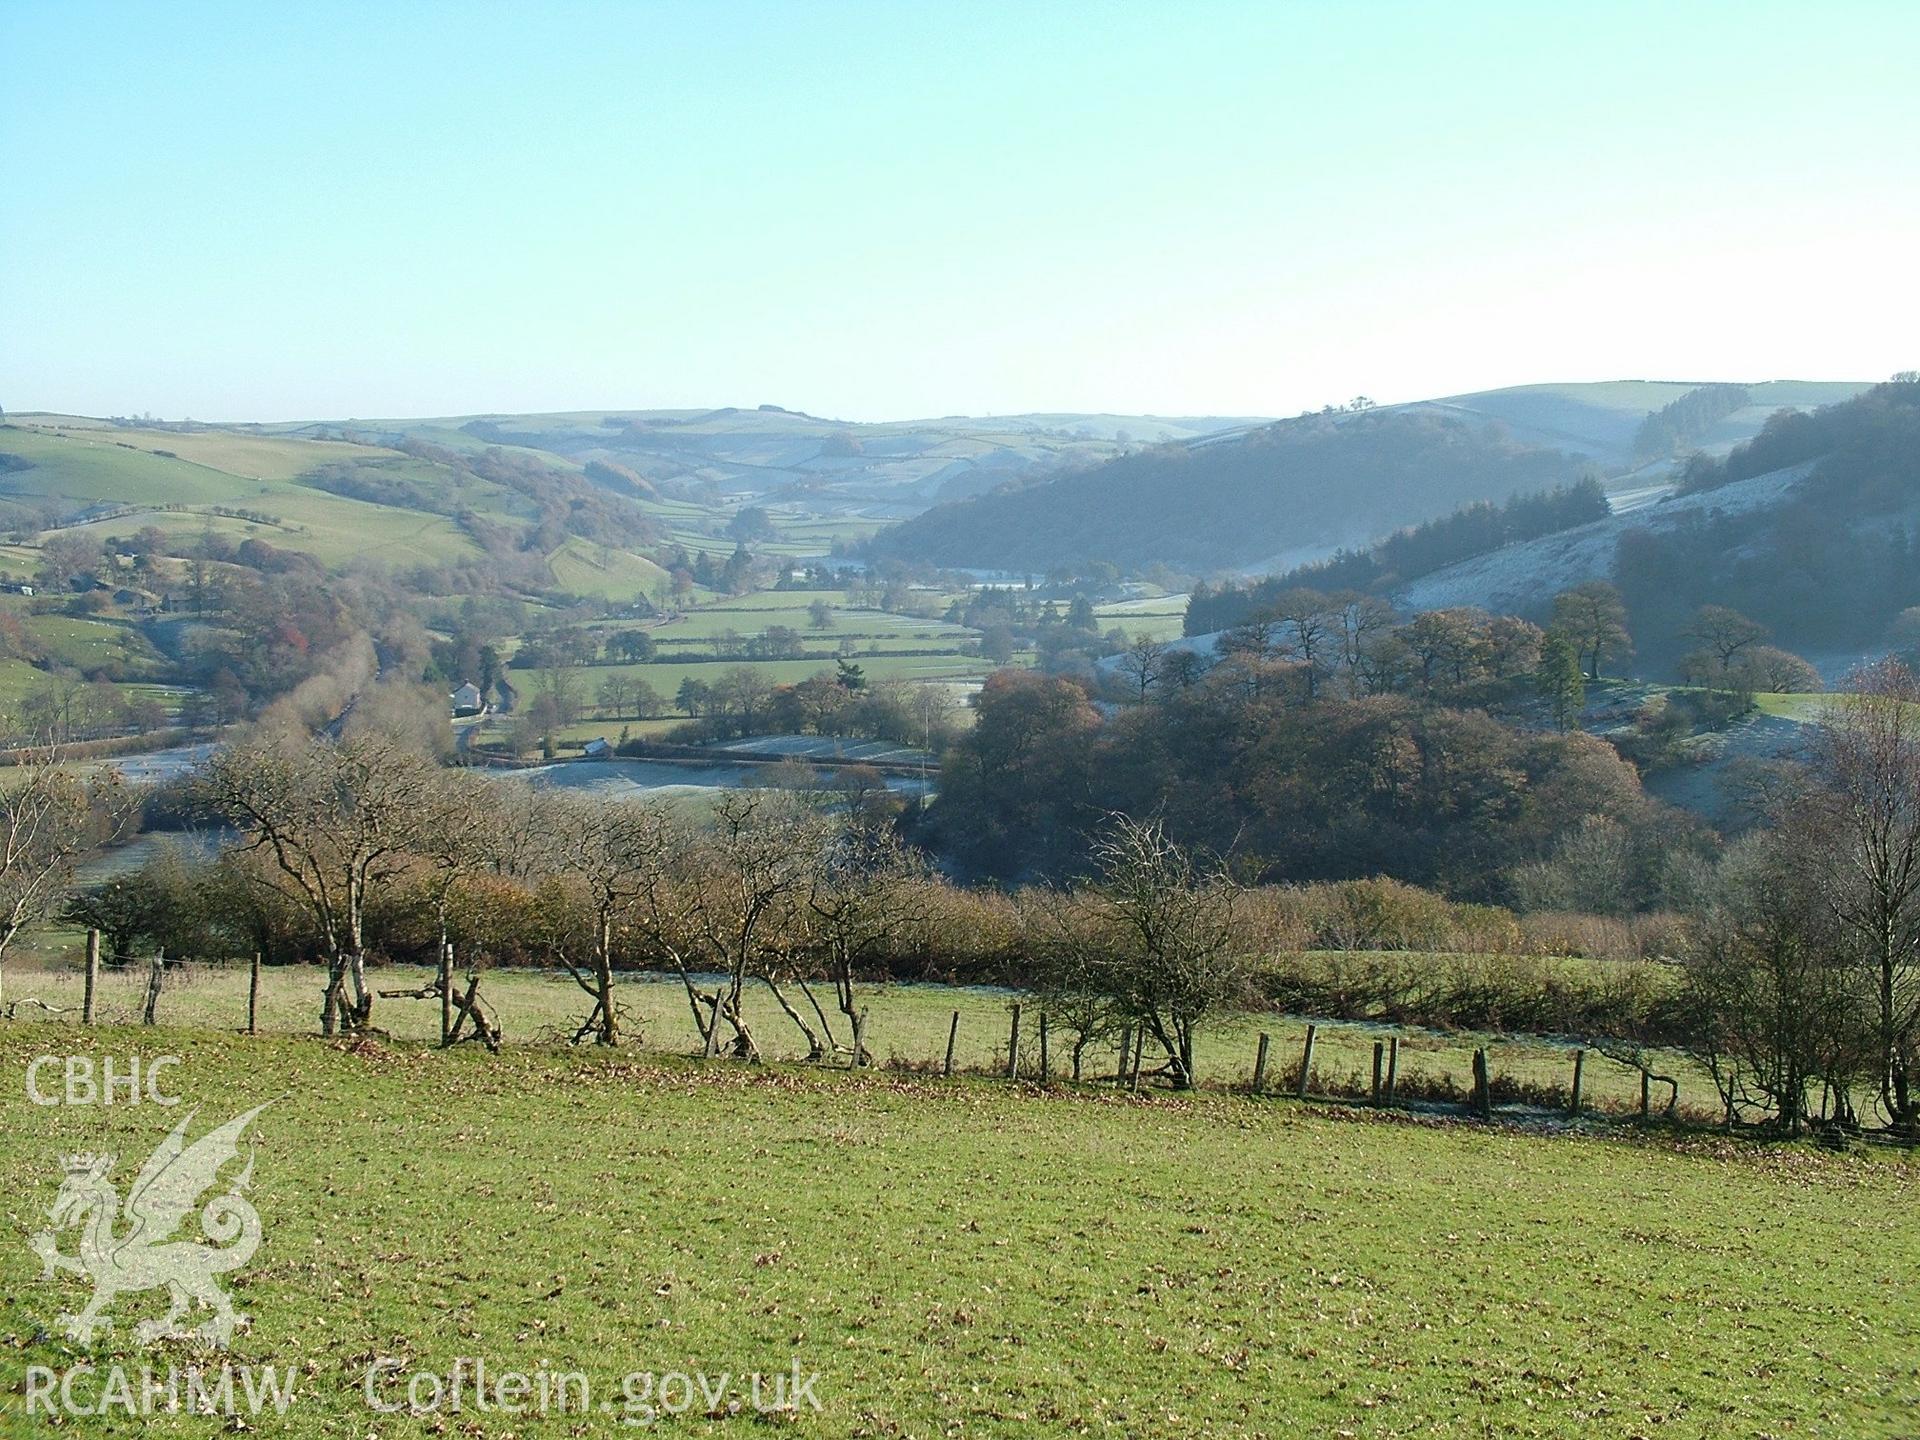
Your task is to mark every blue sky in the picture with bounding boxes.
[3,0,1915,421]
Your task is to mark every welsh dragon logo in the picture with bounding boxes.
[30,1104,270,1348]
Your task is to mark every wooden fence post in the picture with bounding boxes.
[1371,1040,1384,1105]
[702,992,724,1058]
[439,941,454,1045]
[1471,1048,1491,1118]
[1117,1024,1132,1086]
[1569,1049,1585,1116]
[1251,1032,1271,1094]
[1640,1068,1651,1119]
[142,951,164,1026]
[1296,1024,1317,1099]
[943,1009,960,1077]
[1129,1025,1145,1094]
[247,952,261,1035]
[83,930,100,1026]
[1385,1036,1400,1106]
[1038,1012,1049,1083]
[1006,1005,1022,1080]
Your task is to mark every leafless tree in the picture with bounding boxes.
[1550,581,1632,681]
[543,793,673,1045]
[1684,834,1872,1134]
[413,769,497,1041]
[806,821,928,1064]
[1116,635,1168,704]
[0,746,134,1010]
[1272,590,1334,699]
[1334,593,1396,698]
[1024,890,1126,1080]
[1685,605,1768,676]
[197,731,438,1034]
[674,792,820,1060]
[1059,814,1251,1088]
[1803,660,1920,1131]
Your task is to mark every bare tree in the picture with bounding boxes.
[1550,581,1632,681]
[1334,593,1396,698]
[0,748,134,1009]
[676,793,820,1060]
[1055,815,1250,1088]
[197,731,438,1034]
[1024,890,1126,1080]
[413,769,495,1042]
[597,674,635,720]
[1272,590,1333,698]
[806,821,928,1065]
[1684,605,1768,678]
[543,794,672,1045]
[1116,635,1168,704]
[1804,660,1920,1131]
[1685,834,1871,1134]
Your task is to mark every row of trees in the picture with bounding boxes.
[103,730,1195,1081]
[186,731,937,1055]
[20,652,1920,1132]
[73,742,1260,1090]
[1140,580,1813,737]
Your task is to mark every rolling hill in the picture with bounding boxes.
[289,407,1265,519]
[870,405,1590,575]
[1178,379,1920,681]
[1403,380,1920,669]
[0,408,1261,592]
[1425,379,1867,466]
[0,382,1876,599]
[870,380,1871,577]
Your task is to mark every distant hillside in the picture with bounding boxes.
[1392,462,1816,618]
[872,378,1871,579]
[1427,379,1868,467]
[0,406,1257,594]
[306,408,1266,521]
[1396,378,1920,671]
[1185,479,1611,636]
[871,407,1588,575]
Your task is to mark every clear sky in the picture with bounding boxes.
[3,0,1915,422]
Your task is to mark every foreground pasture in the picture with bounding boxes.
[1,1026,1913,1437]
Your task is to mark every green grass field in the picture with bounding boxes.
[0,959,1728,1123]
[1093,597,1188,643]
[19,613,167,674]
[0,657,51,708]
[1752,691,1844,722]
[0,427,268,508]
[40,426,406,484]
[546,538,672,600]
[0,424,487,569]
[646,590,951,638]
[514,652,992,705]
[0,1009,1912,1437]
[59,500,480,569]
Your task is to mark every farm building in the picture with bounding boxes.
[582,737,613,759]
[450,681,484,716]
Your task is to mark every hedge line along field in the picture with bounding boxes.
[0,957,1740,1120]
[0,1027,1913,1437]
